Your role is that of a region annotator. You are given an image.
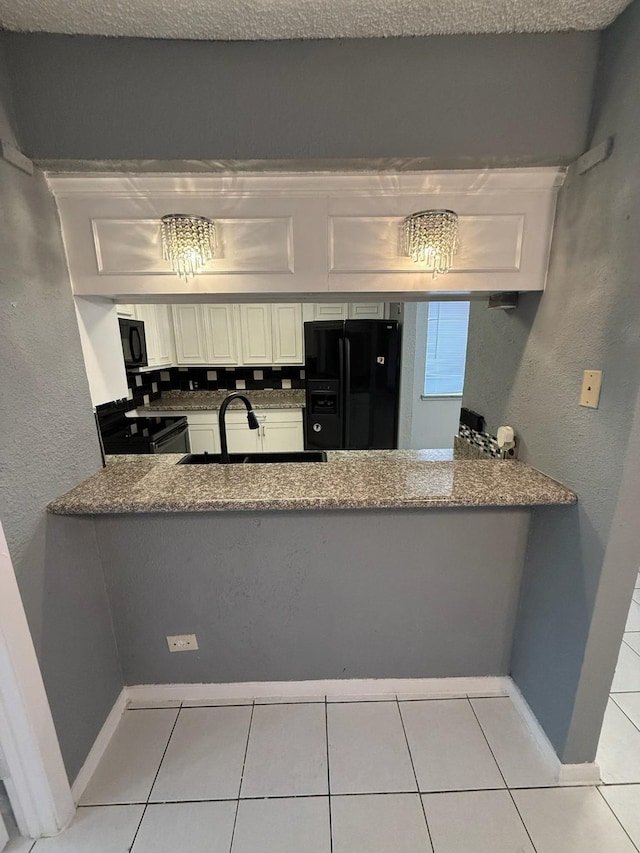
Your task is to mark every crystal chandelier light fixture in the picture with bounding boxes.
[160,214,216,281]
[402,209,459,277]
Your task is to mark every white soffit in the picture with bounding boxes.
[0,0,633,41]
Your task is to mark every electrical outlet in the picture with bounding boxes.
[580,370,602,409]
[167,634,199,652]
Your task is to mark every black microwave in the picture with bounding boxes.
[119,318,148,368]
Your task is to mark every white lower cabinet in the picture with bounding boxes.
[176,408,304,455]
[259,413,304,452]
[188,423,221,454]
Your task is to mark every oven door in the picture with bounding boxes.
[150,424,191,454]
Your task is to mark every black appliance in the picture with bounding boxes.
[97,401,190,455]
[304,319,401,450]
[119,318,148,368]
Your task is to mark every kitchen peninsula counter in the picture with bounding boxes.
[46,450,577,686]
[47,451,576,516]
[138,389,306,412]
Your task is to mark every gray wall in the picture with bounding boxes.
[95,509,530,685]
[461,0,640,763]
[0,46,123,781]
[2,31,597,163]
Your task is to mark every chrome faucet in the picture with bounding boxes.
[219,393,260,464]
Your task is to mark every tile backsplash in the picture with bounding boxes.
[124,364,306,411]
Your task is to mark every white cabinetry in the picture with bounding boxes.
[135,304,173,367]
[307,302,386,321]
[203,305,239,365]
[239,304,273,365]
[187,415,221,455]
[159,408,304,454]
[171,303,304,367]
[259,411,305,452]
[312,303,348,320]
[272,303,304,364]
[172,305,209,364]
[348,303,386,320]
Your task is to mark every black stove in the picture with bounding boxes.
[97,400,190,455]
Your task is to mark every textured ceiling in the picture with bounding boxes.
[0,0,633,41]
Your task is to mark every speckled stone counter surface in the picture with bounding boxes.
[138,389,305,412]
[47,450,577,515]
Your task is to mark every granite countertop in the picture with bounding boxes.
[139,389,306,412]
[47,450,577,516]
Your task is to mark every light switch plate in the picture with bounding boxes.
[580,370,602,409]
[167,634,199,652]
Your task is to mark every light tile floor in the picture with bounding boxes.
[10,569,640,852]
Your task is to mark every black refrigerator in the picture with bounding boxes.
[304,319,401,450]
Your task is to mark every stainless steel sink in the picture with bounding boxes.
[178,451,328,464]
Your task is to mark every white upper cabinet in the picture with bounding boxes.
[48,170,564,298]
[172,304,209,364]
[312,303,348,320]
[135,304,174,367]
[348,303,386,320]
[272,303,304,364]
[202,305,239,365]
[239,304,273,365]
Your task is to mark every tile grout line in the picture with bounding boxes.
[620,638,640,660]
[228,700,255,853]
[325,696,334,853]
[610,694,640,737]
[395,696,434,851]
[130,703,184,851]
[596,786,640,852]
[466,696,539,853]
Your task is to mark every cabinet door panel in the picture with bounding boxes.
[153,304,174,365]
[172,305,208,364]
[261,420,304,452]
[348,302,386,320]
[188,424,219,454]
[313,303,348,320]
[239,304,273,365]
[272,303,303,364]
[225,421,262,454]
[203,305,239,364]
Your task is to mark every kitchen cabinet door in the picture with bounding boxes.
[348,302,386,320]
[239,304,273,365]
[225,421,262,454]
[136,304,173,367]
[312,303,348,320]
[116,303,136,318]
[188,423,220,454]
[261,419,304,452]
[172,304,209,364]
[272,303,304,365]
[203,304,239,365]
[154,304,174,365]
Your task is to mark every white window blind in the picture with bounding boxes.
[424,301,471,396]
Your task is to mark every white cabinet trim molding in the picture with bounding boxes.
[48,169,564,299]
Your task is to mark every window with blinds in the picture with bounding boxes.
[423,301,471,396]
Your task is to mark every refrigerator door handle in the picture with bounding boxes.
[344,336,352,448]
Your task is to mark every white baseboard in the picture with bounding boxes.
[125,676,510,705]
[71,688,127,804]
[506,681,601,787]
